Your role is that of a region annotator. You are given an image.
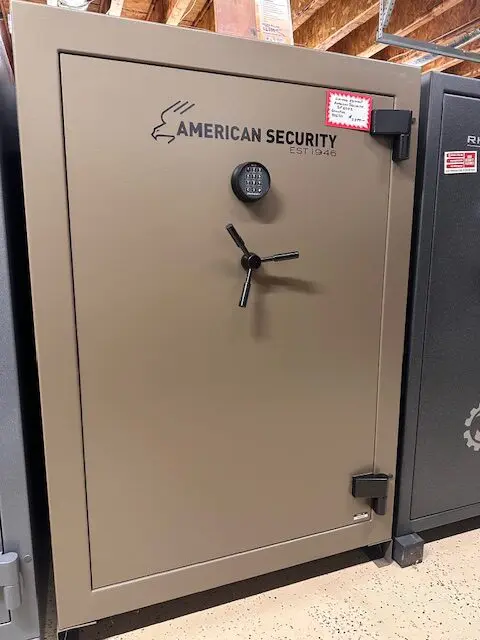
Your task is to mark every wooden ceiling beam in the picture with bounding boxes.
[377,0,480,63]
[290,0,330,31]
[97,0,110,12]
[421,41,480,73]
[147,0,206,24]
[295,0,379,50]
[145,0,164,21]
[194,0,214,30]
[0,18,13,73]
[0,0,12,70]
[445,59,480,76]
[331,0,464,58]
[120,0,152,20]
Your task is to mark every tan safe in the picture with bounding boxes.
[12,2,420,631]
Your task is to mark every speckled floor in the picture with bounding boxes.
[48,527,480,640]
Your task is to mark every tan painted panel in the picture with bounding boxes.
[60,53,393,588]
[12,2,419,628]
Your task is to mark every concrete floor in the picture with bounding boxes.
[48,526,480,640]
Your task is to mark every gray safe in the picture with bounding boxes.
[396,72,480,556]
[0,38,45,640]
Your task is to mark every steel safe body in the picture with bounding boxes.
[396,72,480,542]
[13,2,420,630]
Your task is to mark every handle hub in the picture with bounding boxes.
[241,253,262,271]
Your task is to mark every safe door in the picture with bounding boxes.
[410,93,480,520]
[13,2,419,630]
[397,73,480,537]
[61,52,396,590]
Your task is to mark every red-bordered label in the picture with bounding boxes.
[325,90,373,132]
[444,150,477,174]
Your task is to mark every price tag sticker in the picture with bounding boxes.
[325,90,373,132]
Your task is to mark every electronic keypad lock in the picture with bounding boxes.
[231,162,271,202]
[226,224,299,308]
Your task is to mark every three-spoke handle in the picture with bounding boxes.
[226,224,299,308]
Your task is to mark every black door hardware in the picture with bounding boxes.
[370,109,412,161]
[226,223,299,308]
[351,473,391,516]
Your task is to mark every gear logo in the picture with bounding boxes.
[464,404,480,451]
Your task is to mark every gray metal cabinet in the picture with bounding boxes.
[396,72,480,554]
[0,39,44,640]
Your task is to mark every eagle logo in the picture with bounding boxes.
[151,100,195,144]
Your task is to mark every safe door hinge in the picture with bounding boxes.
[370,109,412,161]
[0,552,21,611]
[351,473,391,516]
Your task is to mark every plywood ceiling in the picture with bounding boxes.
[1,0,479,77]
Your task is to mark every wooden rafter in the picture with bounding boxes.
[0,0,12,70]
[377,0,480,63]
[122,0,151,20]
[194,0,214,29]
[421,41,480,73]
[290,0,329,31]
[445,58,480,76]
[161,0,208,25]
[97,0,110,12]
[17,0,480,79]
[330,0,464,57]
[0,17,13,72]
[295,0,378,49]
[146,0,165,21]
[166,0,191,23]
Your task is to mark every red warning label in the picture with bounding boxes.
[444,150,477,174]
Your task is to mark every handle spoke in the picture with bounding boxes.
[226,224,250,256]
[261,251,299,263]
[239,268,253,308]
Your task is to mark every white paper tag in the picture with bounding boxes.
[255,0,294,45]
[444,150,477,174]
[325,90,373,132]
[107,0,124,17]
